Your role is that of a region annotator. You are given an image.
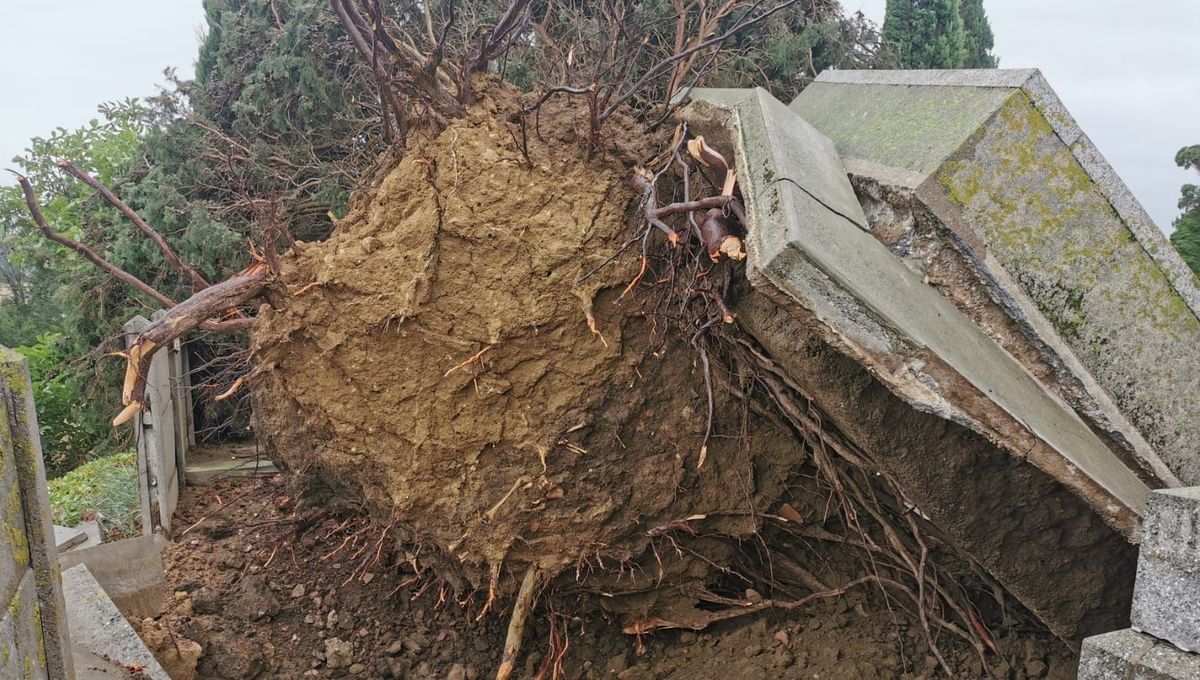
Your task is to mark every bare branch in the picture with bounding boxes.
[12,171,177,308]
[57,159,211,290]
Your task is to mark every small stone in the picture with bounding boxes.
[447,663,467,680]
[325,637,353,669]
[349,663,367,675]
[606,651,629,674]
[743,644,762,658]
[327,610,340,628]
[361,572,376,585]
[1025,659,1047,678]
[774,630,790,647]
[292,584,307,598]
[385,640,405,656]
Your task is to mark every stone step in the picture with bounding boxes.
[1080,629,1200,679]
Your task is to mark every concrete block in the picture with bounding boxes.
[62,564,168,679]
[1080,628,1200,680]
[791,69,1200,488]
[1131,488,1200,653]
[1,346,75,678]
[70,520,104,551]
[54,525,87,552]
[59,535,167,621]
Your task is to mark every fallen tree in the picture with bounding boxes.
[14,2,1050,677]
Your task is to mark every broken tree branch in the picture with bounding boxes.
[115,260,270,426]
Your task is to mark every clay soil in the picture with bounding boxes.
[146,474,1079,679]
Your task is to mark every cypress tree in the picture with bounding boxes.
[960,0,998,68]
[1171,145,1200,276]
[882,0,968,69]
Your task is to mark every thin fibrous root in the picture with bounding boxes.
[496,566,541,680]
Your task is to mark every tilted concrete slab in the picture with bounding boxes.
[791,69,1200,488]
[62,564,168,679]
[682,87,1148,639]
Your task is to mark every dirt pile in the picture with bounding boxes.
[251,86,807,613]
[154,476,1078,679]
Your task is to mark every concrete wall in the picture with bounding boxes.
[0,347,75,679]
[125,315,187,536]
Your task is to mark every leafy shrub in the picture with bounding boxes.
[47,449,140,538]
[15,333,120,476]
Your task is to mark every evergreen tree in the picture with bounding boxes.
[959,0,997,68]
[1171,145,1200,276]
[883,0,968,69]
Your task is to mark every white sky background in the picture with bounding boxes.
[0,1,205,175]
[850,0,1199,232]
[0,1,1196,230]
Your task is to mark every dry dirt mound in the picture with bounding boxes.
[251,86,807,611]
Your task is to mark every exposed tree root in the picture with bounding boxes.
[497,566,541,680]
[601,123,1009,676]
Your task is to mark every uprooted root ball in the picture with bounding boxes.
[251,86,807,620]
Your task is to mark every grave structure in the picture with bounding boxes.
[790,69,1200,489]
[680,68,1200,641]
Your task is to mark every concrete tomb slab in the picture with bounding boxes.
[62,564,168,679]
[682,87,1145,641]
[791,69,1200,488]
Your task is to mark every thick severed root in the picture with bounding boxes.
[496,566,541,680]
[699,209,745,262]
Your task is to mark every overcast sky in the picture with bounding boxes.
[1,1,1196,231]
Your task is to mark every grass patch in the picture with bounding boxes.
[47,449,140,538]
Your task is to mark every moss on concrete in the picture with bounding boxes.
[935,90,1200,465]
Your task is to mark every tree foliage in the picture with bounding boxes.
[883,0,996,69]
[1171,145,1200,277]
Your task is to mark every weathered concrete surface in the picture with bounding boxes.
[54,525,87,552]
[59,535,167,621]
[681,88,1143,640]
[62,564,168,679]
[1131,488,1200,653]
[1080,628,1200,679]
[791,69,1200,487]
[1,346,75,678]
[126,314,180,535]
